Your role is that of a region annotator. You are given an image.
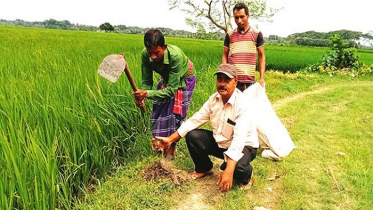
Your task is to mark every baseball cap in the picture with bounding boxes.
[214,64,237,78]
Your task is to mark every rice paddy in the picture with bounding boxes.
[0,26,372,209]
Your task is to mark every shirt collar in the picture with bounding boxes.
[149,47,170,64]
[216,88,240,105]
[227,89,239,105]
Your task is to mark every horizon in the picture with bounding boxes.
[1,18,370,39]
[1,0,372,37]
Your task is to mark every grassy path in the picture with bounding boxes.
[273,81,373,109]
[170,81,373,210]
[76,79,373,210]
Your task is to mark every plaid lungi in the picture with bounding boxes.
[151,74,196,137]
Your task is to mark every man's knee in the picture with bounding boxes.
[186,129,211,151]
[186,129,200,139]
[186,130,200,144]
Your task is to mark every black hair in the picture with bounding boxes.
[144,29,165,48]
[233,3,249,15]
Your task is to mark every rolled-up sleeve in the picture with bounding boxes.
[147,62,181,100]
[177,96,212,137]
[224,106,258,162]
[141,52,154,90]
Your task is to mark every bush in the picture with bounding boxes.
[302,35,372,77]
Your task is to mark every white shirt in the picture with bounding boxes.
[177,89,258,162]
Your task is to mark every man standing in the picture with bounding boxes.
[133,29,196,159]
[222,3,266,91]
[157,64,258,192]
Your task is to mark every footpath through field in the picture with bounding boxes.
[171,81,373,210]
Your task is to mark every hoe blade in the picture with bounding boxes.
[98,54,126,82]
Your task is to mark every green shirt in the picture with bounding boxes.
[141,44,195,100]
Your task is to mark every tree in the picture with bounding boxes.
[99,22,114,32]
[168,0,280,33]
[42,19,73,29]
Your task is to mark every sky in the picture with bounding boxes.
[1,0,372,37]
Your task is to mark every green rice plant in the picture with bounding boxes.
[265,44,373,73]
[265,44,327,72]
[2,25,372,209]
[0,26,151,209]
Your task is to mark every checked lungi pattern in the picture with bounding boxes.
[151,75,196,137]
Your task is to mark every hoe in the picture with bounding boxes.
[97,54,146,112]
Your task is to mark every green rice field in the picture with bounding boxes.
[0,26,372,209]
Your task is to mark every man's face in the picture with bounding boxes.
[146,45,167,63]
[234,8,249,31]
[216,73,237,98]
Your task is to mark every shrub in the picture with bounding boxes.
[302,35,372,77]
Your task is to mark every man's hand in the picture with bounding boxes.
[153,132,181,152]
[135,99,145,108]
[218,169,234,192]
[259,78,265,87]
[151,137,163,152]
[155,136,173,150]
[133,89,148,101]
[133,89,147,108]
[218,157,236,192]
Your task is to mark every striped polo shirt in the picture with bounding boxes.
[224,27,264,83]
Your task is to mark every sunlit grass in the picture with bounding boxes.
[76,77,373,210]
[1,25,372,209]
[0,26,150,209]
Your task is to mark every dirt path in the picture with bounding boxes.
[170,81,373,210]
[273,81,373,110]
[171,158,224,210]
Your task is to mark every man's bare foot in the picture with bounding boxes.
[189,168,214,180]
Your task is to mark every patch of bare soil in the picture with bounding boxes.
[171,158,224,210]
[142,159,191,186]
[170,159,281,210]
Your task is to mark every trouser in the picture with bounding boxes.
[236,82,254,92]
[185,129,257,184]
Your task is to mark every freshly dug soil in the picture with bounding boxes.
[142,159,191,185]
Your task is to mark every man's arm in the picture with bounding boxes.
[133,50,153,107]
[257,46,266,87]
[222,34,230,64]
[141,49,154,90]
[222,47,229,64]
[219,97,259,192]
[147,61,182,99]
[157,94,214,149]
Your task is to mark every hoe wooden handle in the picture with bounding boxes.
[124,63,146,113]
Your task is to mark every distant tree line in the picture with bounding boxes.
[0,19,99,31]
[1,18,372,47]
[267,30,373,48]
[0,18,225,40]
